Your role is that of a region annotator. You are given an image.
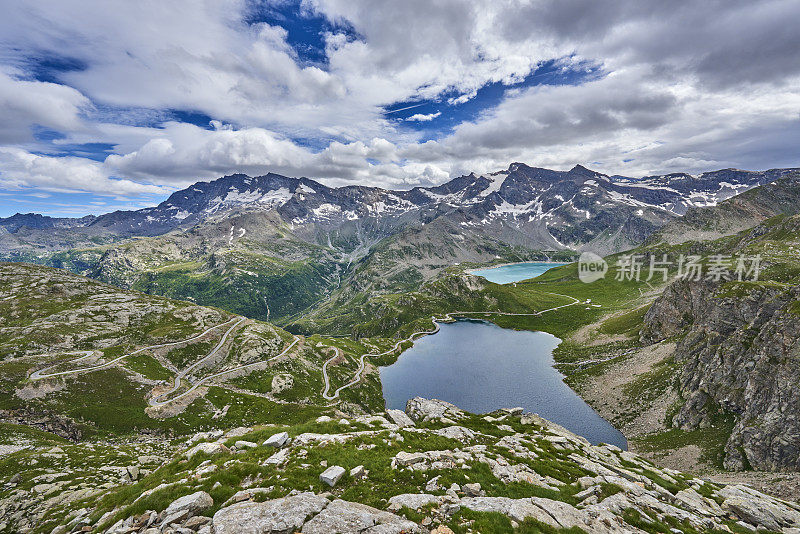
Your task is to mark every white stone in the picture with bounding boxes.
[386,409,415,427]
[264,432,289,448]
[319,465,346,487]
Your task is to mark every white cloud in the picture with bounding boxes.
[0,0,799,209]
[103,122,438,189]
[405,112,441,122]
[0,147,165,197]
[0,69,91,143]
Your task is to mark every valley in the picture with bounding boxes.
[3,165,800,533]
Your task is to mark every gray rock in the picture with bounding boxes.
[387,493,439,512]
[224,427,252,438]
[183,515,211,529]
[186,442,229,459]
[718,486,800,532]
[234,440,258,449]
[264,432,290,448]
[462,483,482,497]
[320,466,346,487]
[161,509,191,528]
[211,493,329,534]
[405,397,464,422]
[264,448,290,465]
[385,409,415,428]
[394,451,427,466]
[432,426,475,442]
[460,496,632,534]
[126,466,139,481]
[164,491,213,518]
[300,499,424,533]
[350,465,366,479]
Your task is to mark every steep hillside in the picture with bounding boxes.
[0,262,388,442]
[526,195,800,483]
[639,212,800,472]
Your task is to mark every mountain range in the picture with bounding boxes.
[3,164,797,255]
[3,163,796,326]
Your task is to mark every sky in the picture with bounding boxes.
[1,0,799,217]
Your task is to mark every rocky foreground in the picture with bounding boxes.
[5,398,800,534]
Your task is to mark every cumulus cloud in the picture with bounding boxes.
[1,0,799,209]
[103,122,435,189]
[0,147,165,196]
[405,112,441,122]
[0,69,91,143]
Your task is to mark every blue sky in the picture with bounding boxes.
[1,0,799,217]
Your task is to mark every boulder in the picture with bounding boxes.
[432,426,475,442]
[164,491,213,518]
[186,441,229,459]
[462,483,482,497]
[264,448,290,466]
[264,431,290,448]
[405,397,463,423]
[319,465,346,487]
[234,440,258,450]
[224,427,252,438]
[719,485,800,531]
[386,409,415,428]
[184,516,211,529]
[212,493,329,534]
[126,466,139,481]
[394,451,427,466]
[387,493,439,512]
[350,465,366,479]
[300,499,425,533]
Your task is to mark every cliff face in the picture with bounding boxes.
[642,279,800,471]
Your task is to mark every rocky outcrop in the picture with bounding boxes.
[405,397,465,423]
[642,279,800,470]
[10,398,800,534]
[211,493,329,534]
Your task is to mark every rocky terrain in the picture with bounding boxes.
[642,278,800,472]
[534,177,800,488]
[4,397,800,534]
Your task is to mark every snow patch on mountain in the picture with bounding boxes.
[478,171,509,197]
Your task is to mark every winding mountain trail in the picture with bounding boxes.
[29,317,242,380]
[148,317,246,406]
[149,334,300,407]
[320,292,586,401]
[30,289,584,406]
[29,315,301,408]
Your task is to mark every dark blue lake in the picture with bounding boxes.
[469,262,566,284]
[380,319,627,449]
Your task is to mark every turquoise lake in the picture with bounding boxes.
[469,262,566,284]
[380,319,627,449]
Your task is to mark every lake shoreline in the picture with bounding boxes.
[380,318,627,449]
[465,260,569,275]
[467,261,569,285]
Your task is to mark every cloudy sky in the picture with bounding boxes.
[1,0,799,216]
